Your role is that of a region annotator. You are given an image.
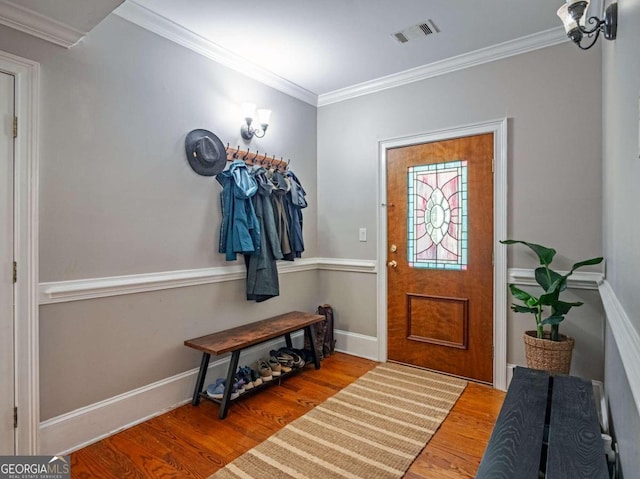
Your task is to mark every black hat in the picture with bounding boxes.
[185,129,227,176]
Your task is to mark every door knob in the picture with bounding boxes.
[390,244,397,253]
[387,260,398,268]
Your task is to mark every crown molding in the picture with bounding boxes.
[113,0,317,106]
[0,0,85,48]
[317,27,567,107]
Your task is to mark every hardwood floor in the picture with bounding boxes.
[70,353,504,478]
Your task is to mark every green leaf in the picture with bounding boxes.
[500,240,556,267]
[547,276,567,294]
[509,284,537,305]
[541,315,565,326]
[511,304,538,314]
[535,267,563,291]
[569,257,603,275]
[538,289,560,306]
[552,300,584,315]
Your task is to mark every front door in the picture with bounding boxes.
[0,70,15,453]
[386,133,494,383]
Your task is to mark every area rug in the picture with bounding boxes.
[210,362,467,479]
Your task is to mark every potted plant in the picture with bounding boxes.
[500,240,603,374]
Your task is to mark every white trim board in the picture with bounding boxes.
[0,49,40,455]
[377,118,509,391]
[317,27,566,106]
[0,1,85,48]
[598,280,640,417]
[113,0,316,106]
[38,257,377,305]
[334,330,378,361]
[508,268,603,290]
[39,329,374,455]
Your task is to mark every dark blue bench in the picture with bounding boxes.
[476,366,609,479]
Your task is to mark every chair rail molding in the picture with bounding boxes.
[508,268,603,290]
[598,280,640,416]
[39,258,377,305]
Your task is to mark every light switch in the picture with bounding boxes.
[359,228,367,242]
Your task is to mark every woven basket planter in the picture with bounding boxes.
[523,331,575,375]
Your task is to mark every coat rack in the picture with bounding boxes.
[225,144,290,172]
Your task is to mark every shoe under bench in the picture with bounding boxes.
[184,310,324,419]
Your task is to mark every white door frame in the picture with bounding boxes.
[377,118,508,391]
[0,50,40,454]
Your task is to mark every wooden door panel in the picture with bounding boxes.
[407,294,469,348]
[387,133,494,383]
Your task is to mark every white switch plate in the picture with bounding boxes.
[359,228,367,242]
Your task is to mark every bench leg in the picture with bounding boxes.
[285,333,293,349]
[219,350,241,419]
[304,325,321,369]
[192,353,211,406]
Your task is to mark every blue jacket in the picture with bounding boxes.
[216,160,260,261]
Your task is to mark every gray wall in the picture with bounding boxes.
[0,16,319,420]
[602,0,640,474]
[317,43,605,380]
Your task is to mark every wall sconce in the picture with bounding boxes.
[240,102,271,140]
[557,0,617,50]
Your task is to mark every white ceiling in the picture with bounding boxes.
[1,0,587,102]
[129,0,567,96]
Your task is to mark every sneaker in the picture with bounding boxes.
[233,374,246,394]
[267,356,282,376]
[255,360,273,382]
[206,378,239,400]
[248,366,263,387]
[270,350,293,373]
[237,367,254,390]
[278,347,306,368]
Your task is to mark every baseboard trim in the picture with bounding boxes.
[39,330,380,454]
[598,280,640,417]
[39,257,377,305]
[334,329,378,361]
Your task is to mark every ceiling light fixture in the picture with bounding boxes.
[240,102,271,140]
[557,0,617,50]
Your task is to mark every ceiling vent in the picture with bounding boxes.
[392,20,440,44]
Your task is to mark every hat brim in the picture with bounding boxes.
[185,129,227,176]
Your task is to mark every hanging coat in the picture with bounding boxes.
[216,160,260,261]
[245,168,284,302]
[270,169,294,261]
[286,170,307,258]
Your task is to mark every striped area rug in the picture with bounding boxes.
[210,362,467,479]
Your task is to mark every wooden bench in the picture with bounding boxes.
[184,311,325,419]
[476,366,609,479]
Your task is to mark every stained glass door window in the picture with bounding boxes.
[407,160,468,270]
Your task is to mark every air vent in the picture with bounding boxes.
[391,20,440,44]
